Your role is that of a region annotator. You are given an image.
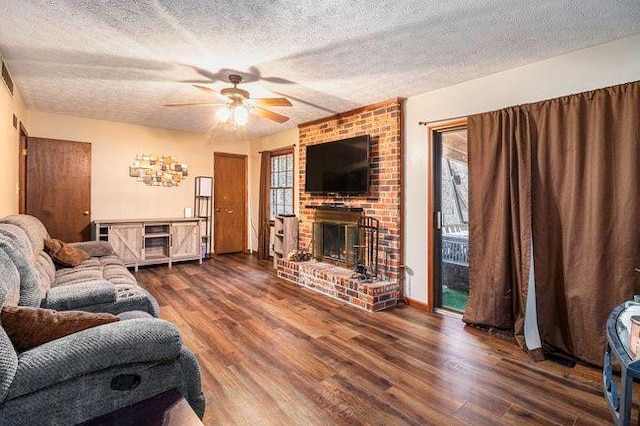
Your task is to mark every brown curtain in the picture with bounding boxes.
[464,81,640,366]
[530,82,640,365]
[257,151,271,260]
[463,106,534,349]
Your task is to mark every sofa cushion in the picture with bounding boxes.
[0,215,49,258]
[44,238,90,268]
[42,281,117,311]
[69,241,114,258]
[0,225,34,262]
[78,285,161,318]
[117,310,153,320]
[1,306,119,353]
[54,255,137,288]
[0,250,21,405]
[0,235,43,307]
[34,253,56,289]
[0,224,54,299]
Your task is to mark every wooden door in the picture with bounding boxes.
[26,138,91,242]
[214,153,247,254]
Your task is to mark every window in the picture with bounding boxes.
[270,150,294,219]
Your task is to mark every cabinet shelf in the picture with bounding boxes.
[145,233,170,238]
[143,255,169,261]
[272,215,299,268]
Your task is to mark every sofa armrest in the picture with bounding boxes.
[42,280,116,311]
[68,241,114,257]
[8,318,182,399]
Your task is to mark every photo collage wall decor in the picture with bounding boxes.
[129,153,188,187]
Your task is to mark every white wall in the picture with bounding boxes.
[0,77,27,217]
[403,35,640,303]
[27,111,249,227]
[248,128,299,251]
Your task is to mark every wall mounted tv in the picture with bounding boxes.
[305,135,370,195]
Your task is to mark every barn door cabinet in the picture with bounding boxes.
[93,218,202,271]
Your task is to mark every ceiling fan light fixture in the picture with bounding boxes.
[233,104,249,125]
[216,105,232,122]
[169,75,291,125]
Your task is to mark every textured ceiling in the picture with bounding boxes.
[1,1,639,139]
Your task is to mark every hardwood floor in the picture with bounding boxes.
[135,254,614,426]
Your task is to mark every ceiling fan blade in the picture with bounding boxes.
[193,84,217,94]
[193,85,229,102]
[164,102,221,107]
[251,107,290,123]
[261,76,296,84]
[252,97,292,107]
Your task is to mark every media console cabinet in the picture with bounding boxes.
[92,218,202,271]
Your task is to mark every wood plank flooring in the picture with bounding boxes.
[135,254,614,426]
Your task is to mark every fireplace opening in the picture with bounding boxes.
[322,223,345,261]
[316,222,359,267]
[312,208,362,269]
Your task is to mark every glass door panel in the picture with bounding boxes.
[434,126,469,312]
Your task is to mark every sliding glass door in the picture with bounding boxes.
[432,124,469,313]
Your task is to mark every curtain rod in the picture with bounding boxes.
[258,144,296,154]
[418,114,469,126]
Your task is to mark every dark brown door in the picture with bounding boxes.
[26,138,91,242]
[213,153,247,254]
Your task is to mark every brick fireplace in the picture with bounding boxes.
[276,98,404,312]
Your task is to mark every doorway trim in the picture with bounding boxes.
[426,118,467,312]
[213,152,248,254]
[18,123,28,214]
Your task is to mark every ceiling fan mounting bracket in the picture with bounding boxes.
[228,74,243,86]
[220,74,250,100]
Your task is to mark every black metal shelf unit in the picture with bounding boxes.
[195,176,213,259]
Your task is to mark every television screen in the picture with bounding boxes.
[305,135,370,194]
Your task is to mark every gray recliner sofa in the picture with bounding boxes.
[0,215,159,316]
[0,248,205,425]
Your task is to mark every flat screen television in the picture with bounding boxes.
[305,135,370,195]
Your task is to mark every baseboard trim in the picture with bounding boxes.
[406,297,430,311]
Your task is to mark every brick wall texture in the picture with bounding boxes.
[298,98,403,284]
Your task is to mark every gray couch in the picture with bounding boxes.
[0,249,205,425]
[0,215,159,316]
[0,214,206,423]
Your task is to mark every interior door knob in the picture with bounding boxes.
[215,208,221,213]
[83,211,90,216]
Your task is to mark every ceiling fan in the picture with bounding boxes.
[165,74,292,125]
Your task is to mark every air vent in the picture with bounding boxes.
[1,58,14,96]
